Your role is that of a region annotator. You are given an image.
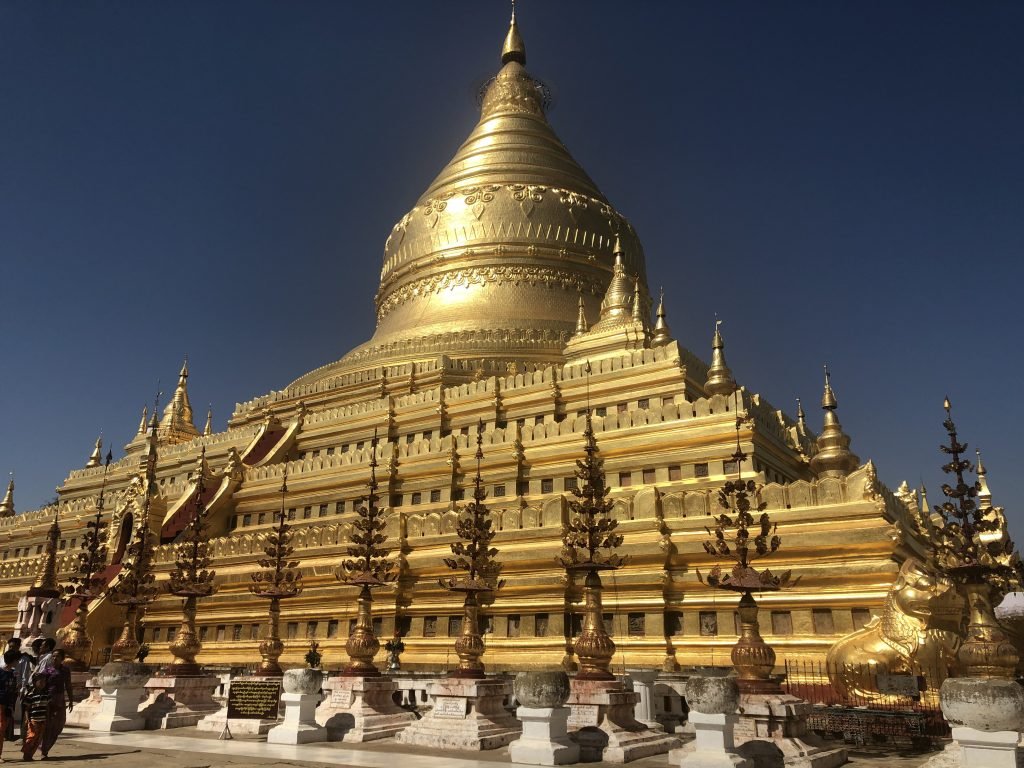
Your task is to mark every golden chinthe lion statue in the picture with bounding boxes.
[826,557,963,702]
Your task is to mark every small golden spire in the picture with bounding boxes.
[631,276,645,325]
[137,406,149,435]
[0,475,13,517]
[501,0,526,65]
[597,238,633,322]
[650,287,674,347]
[920,484,930,515]
[160,356,199,443]
[30,503,61,595]
[796,398,807,435]
[704,318,736,396]
[86,434,103,468]
[809,365,859,478]
[575,292,589,334]
[204,405,213,437]
[976,449,992,508]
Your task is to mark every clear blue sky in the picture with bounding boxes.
[1,1,1021,536]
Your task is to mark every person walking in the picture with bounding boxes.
[0,651,17,762]
[40,651,71,759]
[20,675,48,762]
[0,640,29,743]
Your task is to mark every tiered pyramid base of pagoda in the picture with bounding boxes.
[567,678,680,763]
[314,674,414,742]
[396,677,521,751]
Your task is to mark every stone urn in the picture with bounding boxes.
[282,668,323,696]
[940,677,1024,732]
[685,674,740,716]
[97,662,152,693]
[514,670,571,708]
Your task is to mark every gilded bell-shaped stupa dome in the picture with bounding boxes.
[294,10,646,386]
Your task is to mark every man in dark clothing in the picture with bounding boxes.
[21,674,49,761]
[41,650,72,758]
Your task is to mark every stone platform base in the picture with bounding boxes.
[568,678,680,763]
[67,678,103,728]
[195,709,279,736]
[316,674,414,742]
[90,685,148,732]
[734,693,846,768]
[140,675,221,729]
[396,677,521,751]
[510,706,580,766]
[268,692,327,744]
[920,728,1021,768]
[668,712,752,768]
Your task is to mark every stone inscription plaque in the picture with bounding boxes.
[568,704,600,728]
[226,679,280,720]
[433,696,467,719]
[331,688,354,708]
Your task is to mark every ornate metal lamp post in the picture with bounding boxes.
[698,409,791,693]
[930,399,1022,678]
[165,447,217,674]
[62,450,113,669]
[249,472,303,675]
[337,431,396,676]
[439,422,503,678]
[556,371,628,681]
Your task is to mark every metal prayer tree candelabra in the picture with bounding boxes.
[61,451,113,669]
[106,484,160,663]
[439,422,503,678]
[929,399,1023,678]
[556,402,628,681]
[249,472,303,676]
[337,431,396,676]
[699,412,792,693]
[165,448,217,674]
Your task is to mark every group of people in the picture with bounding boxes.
[0,637,73,762]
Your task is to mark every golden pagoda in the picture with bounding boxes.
[0,10,948,679]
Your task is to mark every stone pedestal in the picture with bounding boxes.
[510,706,580,765]
[396,677,521,750]
[670,712,753,768]
[733,693,846,768]
[88,662,151,733]
[921,677,1024,768]
[67,677,103,728]
[567,678,680,763]
[139,675,221,729]
[195,675,281,736]
[268,692,327,744]
[315,674,414,742]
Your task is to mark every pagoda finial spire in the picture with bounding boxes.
[704,317,736,396]
[0,474,14,517]
[650,287,674,347]
[86,434,103,468]
[137,405,149,435]
[809,365,859,478]
[204,405,213,437]
[796,398,807,436]
[501,0,526,65]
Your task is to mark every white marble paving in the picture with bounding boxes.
[69,730,539,767]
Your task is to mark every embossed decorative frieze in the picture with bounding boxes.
[376,264,603,321]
